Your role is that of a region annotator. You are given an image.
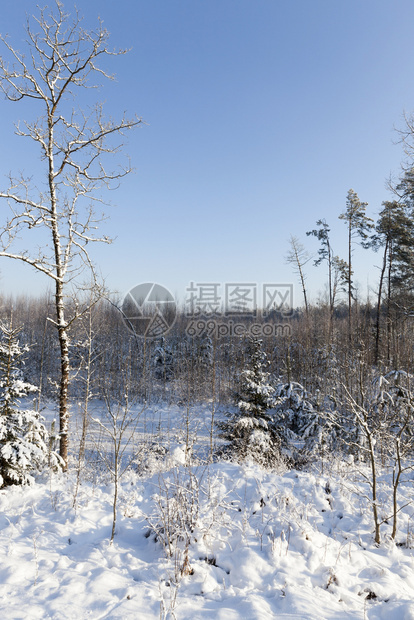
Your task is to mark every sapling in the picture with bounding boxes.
[72,306,101,509]
[337,386,382,544]
[92,366,145,543]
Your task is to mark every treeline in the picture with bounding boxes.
[1,283,413,412]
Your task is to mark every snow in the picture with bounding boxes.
[1,402,414,619]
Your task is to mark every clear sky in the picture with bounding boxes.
[0,0,414,307]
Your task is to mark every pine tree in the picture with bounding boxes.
[307,219,334,317]
[0,320,60,487]
[384,174,414,296]
[339,189,374,338]
[154,337,174,382]
[197,333,213,370]
[272,380,338,465]
[218,338,281,467]
[306,219,350,340]
[368,198,414,363]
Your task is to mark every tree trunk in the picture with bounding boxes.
[348,221,352,341]
[111,457,119,544]
[367,432,380,545]
[57,292,70,470]
[374,239,388,366]
[328,243,334,345]
[386,243,393,365]
[49,115,70,470]
[391,439,402,540]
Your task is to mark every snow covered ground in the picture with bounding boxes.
[1,402,414,619]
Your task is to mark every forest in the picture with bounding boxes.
[1,2,414,619]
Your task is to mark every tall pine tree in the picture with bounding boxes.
[339,189,373,338]
[370,200,414,363]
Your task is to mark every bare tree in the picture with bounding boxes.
[93,361,145,544]
[340,386,382,545]
[286,235,311,319]
[72,302,100,509]
[0,2,141,468]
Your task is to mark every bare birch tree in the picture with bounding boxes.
[286,235,311,319]
[0,1,141,468]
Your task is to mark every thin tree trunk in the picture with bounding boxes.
[111,458,119,543]
[209,340,216,461]
[391,439,402,540]
[374,239,388,366]
[73,310,93,508]
[386,243,393,365]
[36,317,48,412]
[367,432,380,545]
[348,221,352,341]
[328,243,334,345]
[299,263,309,320]
[287,236,309,319]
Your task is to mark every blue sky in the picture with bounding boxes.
[1,0,414,306]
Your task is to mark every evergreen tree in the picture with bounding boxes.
[218,338,281,467]
[306,219,350,337]
[339,189,374,337]
[273,381,318,441]
[369,199,414,362]
[0,320,60,487]
[272,380,338,463]
[154,337,174,382]
[374,200,413,289]
[307,219,334,315]
[197,333,213,370]
[386,171,414,294]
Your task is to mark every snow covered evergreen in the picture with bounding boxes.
[272,381,338,462]
[0,320,60,487]
[153,337,174,381]
[196,333,213,370]
[218,338,281,467]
